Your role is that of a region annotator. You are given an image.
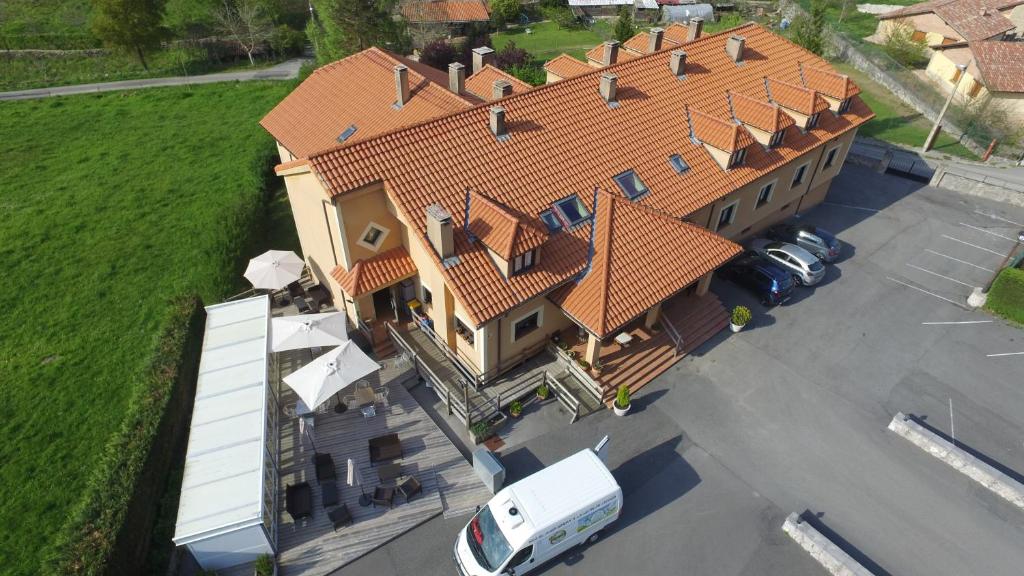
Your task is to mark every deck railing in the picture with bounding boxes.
[547,343,603,402]
[545,371,582,423]
[386,322,474,426]
[661,317,685,357]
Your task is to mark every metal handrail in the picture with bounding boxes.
[661,317,685,357]
[545,371,582,423]
[386,322,473,425]
[547,344,603,402]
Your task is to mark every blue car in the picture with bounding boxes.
[719,252,795,306]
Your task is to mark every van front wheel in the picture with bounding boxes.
[584,531,600,546]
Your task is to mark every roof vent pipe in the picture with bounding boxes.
[489,106,507,138]
[394,65,410,107]
[670,50,687,77]
[726,35,745,63]
[602,41,620,66]
[687,17,704,41]
[600,73,618,105]
[648,27,664,53]
[472,46,495,74]
[492,79,513,100]
[448,62,465,94]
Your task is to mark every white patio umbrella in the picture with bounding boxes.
[282,341,381,410]
[244,249,305,290]
[348,458,370,507]
[271,311,349,352]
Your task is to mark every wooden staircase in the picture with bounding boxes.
[599,293,729,404]
[370,322,396,359]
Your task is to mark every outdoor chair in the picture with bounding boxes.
[328,504,353,531]
[308,284,333,310]
[313,452,337,485]
[375,386,390,408]
[371,486,395,508]
[368,433,403,464]
[288,281,306,300]
[321,479,339,508]
[285,483,313,521]
[398,475,422,502]
[295,296,312,315]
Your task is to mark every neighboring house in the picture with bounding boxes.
[873,0,1024,46]
[568,0,661,21]
[543,53,595,83]
[929,40,1024,123]
[261,24,873,400]
[400,0,490,37]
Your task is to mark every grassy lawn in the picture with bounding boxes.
[832,62,978,159]
[493,20,611,61]
[792,0,919,40]
[986,267,1024,325]
[0,81,291,574]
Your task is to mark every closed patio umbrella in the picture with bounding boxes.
[272,311,349,352]
[348,458,370,507]
[244,249,305,290]
[283,341,381,410]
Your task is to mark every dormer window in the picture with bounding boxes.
[539,210,562,233]
[612,170,650,201]
[553,195,591,229]
[768,131,784,148]
[512,249,537,274]
[806,113,820,130]
[838,98,851,114]
[728,147,747,169]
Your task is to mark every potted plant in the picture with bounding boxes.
[536,383,550,401]
[591,360,604,375]
[469,421,493,444]
[613,384,631,416]
[730,305,752,333]
[254,554,275,576]
[577,359,591,371]
[509,400,523,418]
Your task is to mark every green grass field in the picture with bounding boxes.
[0,81,292,574]
[493,21,611,61]
[986,267,1024,325]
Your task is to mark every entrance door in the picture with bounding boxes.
[371,287,396,322]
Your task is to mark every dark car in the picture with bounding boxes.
[719,252,795,305]
[766,223,841,262]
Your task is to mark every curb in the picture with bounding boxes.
[782,513,875,576]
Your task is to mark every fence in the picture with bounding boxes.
[545,372,583,423]
[386,322,475,425]
[548,343,604,402]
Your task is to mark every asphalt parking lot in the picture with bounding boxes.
[338,165,1024,576]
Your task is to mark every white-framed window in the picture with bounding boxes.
[510,306,544,342]
[421,283,432,305]
[716,200,739,230]
[823,145,841,169]
[729,147,747,169]
[356,222,390,251]
[512,249,536,275]
[756,181,776,208]
[791,162,810,188]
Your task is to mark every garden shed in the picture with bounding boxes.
[661,3,714,23]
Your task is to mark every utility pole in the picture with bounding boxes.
[923,63,968,153]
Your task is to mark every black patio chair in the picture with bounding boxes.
[328,504,353,531]
[288,281,306,300]
[321,479,339,508]
[397,475,422,503]
[295,296,312,315]
[371,486,395,509]
[285,482,313,521]
[313,452,337,485]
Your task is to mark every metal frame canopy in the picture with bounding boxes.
[173,295,278,571]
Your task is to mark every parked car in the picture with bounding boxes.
[766,223,841,262]
[748,239,826,286]
[718,251,795,305]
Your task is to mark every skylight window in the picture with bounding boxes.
[553,195,591,228]
[668,154,689,174]
[612,170,650,200]
[337,124,358,142]
[539,210,563,233]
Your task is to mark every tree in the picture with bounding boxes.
[322,0,410,56]
[419,38,459,70]
[882,21,927,67]
[790,0,825,55]
[494,41,531,69]
[90,0,169,70]
[214,0,274,65]
[614,6,635,43]
[490,0,521,26]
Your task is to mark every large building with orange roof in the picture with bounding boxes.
[262,23,873,402]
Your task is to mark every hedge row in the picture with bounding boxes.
[46,295,206,575]
[986,267,1024,325]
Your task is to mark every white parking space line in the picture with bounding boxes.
[887,276,968,308]
[906,264,973,287]
[924,249,995,272]
[940,235,1005,256]
[822,201,880,213]
[921,320,993,325]
[959,223,1018,243]
[974,210,1024,227]
[986,352,1024,357]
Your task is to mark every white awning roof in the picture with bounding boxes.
[173,295,271,545]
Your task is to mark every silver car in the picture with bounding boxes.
[766,223,841,263]
[748,239,826,286]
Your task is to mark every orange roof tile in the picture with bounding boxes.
[543,54,593,80]
[623,32,652,54]
[274,158,309,174]
[662,22,692,45]
[331,246,418,297]
[971,40,1024,92]
[879,0,1024,39]
[464,65,533,100]
[690,107,756,152]
[801,65,861,100]
[729,91,795,133]
[550,190,741,337]
[260,48,473,158]
[585,43,640,64]
[765,77,830,115]
[303,24,873,325]
[400,0,489,22]
[466,190,548,259]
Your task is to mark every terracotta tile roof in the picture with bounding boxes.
[970,41,1024,92]
[274,158,309,174]
[880,0,957,18]
[610,26,688,57]
[585,43,640,64]
[331,246,418,297]
[466,190,548,259]
[260,48,473,158]
[933,0,1016,40]
[464,65,533,100]
[690,107,756,151]
[623,32,653,54]
[801,65,860,100]
[400,0,489,22]
[662,22,692,44]
[765,77,830,115]
[304,24,873,325]
[729,91,795,134]
[543,53,593,80]
[549,190,741,337]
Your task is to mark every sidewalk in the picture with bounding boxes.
[0,57,309,101]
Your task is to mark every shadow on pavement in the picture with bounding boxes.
[910,414,1024,485]
[799,510,894,576]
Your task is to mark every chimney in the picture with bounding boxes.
[687,17,704,41]
[492,79,513,100]
[600,73,618,104]
[489,106,507,138]
[472,46,495,74]
[601,41,619,66]
[648,27,664,53]
[394,65,409,107]
[448,62,465,94]
[425,204,455,260]
[726,35,745,63]
[670,49,687,77]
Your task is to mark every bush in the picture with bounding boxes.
[615,384,630,409]
[269,24,306,58]
[495,40,531,69]
[420,38,459,70]
[790,0,826,55]
[542,5,583,30]
[255,553,275,576]
[986,267,1024,325]
[491,0,522,26]
[883,22,927,68]
[731,305,752,326]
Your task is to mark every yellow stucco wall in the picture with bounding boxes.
[926,50,988,102]
[336,185,405,265]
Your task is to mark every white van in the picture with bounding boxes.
[453,447,622,576]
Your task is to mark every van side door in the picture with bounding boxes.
[504,545,534,575]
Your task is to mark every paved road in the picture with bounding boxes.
[0,57,309,101]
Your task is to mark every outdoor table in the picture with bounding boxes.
[614,331,634,347]
[308,284,332,309]
[377,463,402,482]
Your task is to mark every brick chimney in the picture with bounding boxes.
[648,27,665,53]
[670,50,687,77]
[394,65,409,107]
[448,62,465,94]
[472,46,495,74]
[489,106,507,138]
[492,79,512,100]
[600,73,618,105]
[425,204,454,259]
[601,41,619,66]
[687,17,704,41]
[726,35,745,63]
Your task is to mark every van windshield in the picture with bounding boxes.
[466,505,512,572]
